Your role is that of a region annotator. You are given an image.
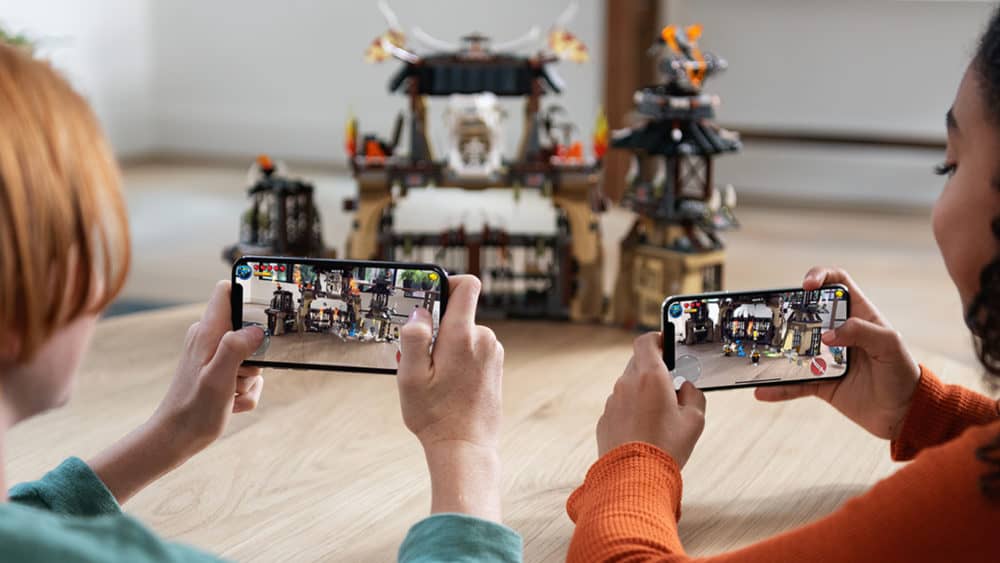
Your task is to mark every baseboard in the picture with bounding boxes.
[120,138,942,213]
[714,139,944,209]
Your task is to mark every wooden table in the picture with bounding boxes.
[7,305,988,562]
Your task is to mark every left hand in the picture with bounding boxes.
[91,281,265,504]
[597,332,706,468]
[150,280,265,458]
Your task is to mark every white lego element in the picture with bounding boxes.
[444,93,505,180]
[723,183,737,209]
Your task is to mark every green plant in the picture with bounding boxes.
[0,24,36,52]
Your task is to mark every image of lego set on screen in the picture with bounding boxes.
[667,287,849,389]
[234,261,443,370]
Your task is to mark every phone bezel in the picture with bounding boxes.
[231,255,449,374]
[661,285,850,391]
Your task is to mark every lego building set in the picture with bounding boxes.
[608,24,741,329]
[222,7,742,329]
[343,1,604,321]
[223,155,336,263]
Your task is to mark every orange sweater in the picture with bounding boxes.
[566,367,1000,562]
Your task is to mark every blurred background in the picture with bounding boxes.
[0,0,992,364]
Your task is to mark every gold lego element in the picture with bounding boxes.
[364,29,405,63]
[549,28,589,63]
[346,184,393,259]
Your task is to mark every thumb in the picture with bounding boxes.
[822,317,899,358]
[399,307,433,377]
[203,326,264,393]
[677,381,706,414]
[754,382,829,403]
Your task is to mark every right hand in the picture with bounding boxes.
[754,267,921,440]
[397,275,504,451]
[396,275,505,520]
[597,333,707,468]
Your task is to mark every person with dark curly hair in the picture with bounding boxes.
[565,9,1000,563]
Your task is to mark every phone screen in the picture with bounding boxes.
[663,286,850,390]
[232,257,446,373]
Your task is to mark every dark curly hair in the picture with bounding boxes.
[965,5,1000,501]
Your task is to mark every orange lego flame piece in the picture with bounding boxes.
[345,116,358,157]
[364,139,386,159]
[593,107,609,159]
[685,24,703,43]
[256,154,274,172]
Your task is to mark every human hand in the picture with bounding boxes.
[150,281,265,458]
[91,281,265,504]
[597,332,706,468]
[754,266,921,440]
[397,275,505,521]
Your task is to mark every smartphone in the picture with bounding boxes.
[661,285,850,391]
[231,256,448,374]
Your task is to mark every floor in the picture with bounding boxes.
[117,161,974,368]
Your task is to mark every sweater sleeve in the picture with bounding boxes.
[398,513,523,563]
[566,442,685,560]
[8,457,121,517]
[891,366,1000,461]
[566,423,1000,563]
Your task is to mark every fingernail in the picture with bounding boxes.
[409,307,427,322]
[821,329,836,343]
[246,325,264,343]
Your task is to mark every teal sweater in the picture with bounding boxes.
[1,458,522,562]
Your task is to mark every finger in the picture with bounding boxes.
[235,374,262,395]
[678,381,706,414]
[632,333,670,379]
[203,326,265,394]
[201,280,234,333]
[822,317,900,359]
[474,325,498,351]
[754,381,829,402]
[441,275,482,331]
[399,307,434,379]
[802,266,883,324]
[631,333,677,404]
[233,377,264,413]
[237,365,263,378]
[191,281,236,363]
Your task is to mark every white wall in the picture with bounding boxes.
[664,0,993,141]
[149,0,604,164]
[0,0,154,156]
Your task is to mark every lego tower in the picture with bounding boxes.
[610,24,741,329]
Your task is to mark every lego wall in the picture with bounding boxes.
[148,0,604,165]
[0,0,155,157]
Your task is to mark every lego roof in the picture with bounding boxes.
[388,55,564,96]
[612,119,740,156]
[247,177,314,196]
